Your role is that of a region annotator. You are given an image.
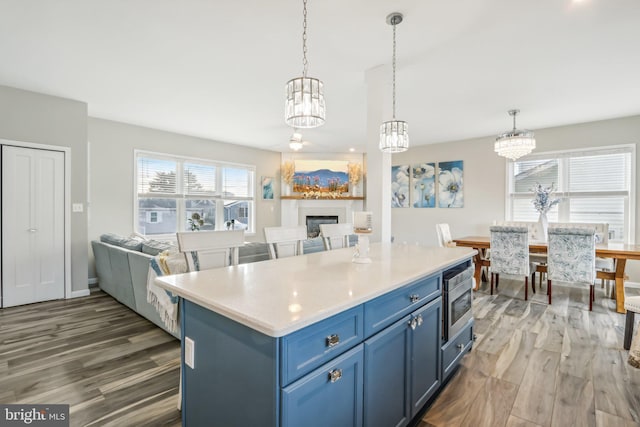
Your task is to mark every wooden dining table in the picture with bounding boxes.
[453,235,640,314]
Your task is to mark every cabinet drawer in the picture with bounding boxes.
[364,274,440,338]
[442,318,474,380]
[281,344,364,427]
[281,306,363,385]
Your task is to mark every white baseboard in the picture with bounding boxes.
[70,289,91,298]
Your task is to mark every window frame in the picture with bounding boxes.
[505,144,636,243]
[134,150,256,238]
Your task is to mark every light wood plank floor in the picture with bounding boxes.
[1,281,639,427]
[420,277,640,427]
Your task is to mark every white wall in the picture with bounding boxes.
[391,114,640,281]
[88,118,282,277]
[0,85,89,293]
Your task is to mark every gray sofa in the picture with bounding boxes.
[91,233,331,339]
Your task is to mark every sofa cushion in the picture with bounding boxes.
[100,233,144,251]
[142,239,175,256]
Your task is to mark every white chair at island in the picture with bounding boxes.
[319,223,354,250]
[264,225,307,259]
[176,230,245,270]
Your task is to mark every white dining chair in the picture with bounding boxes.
[489,225,531,300]
[264,225,307,259]
[435,223,456,248]
[547,227,596,309]
[319,223,354,250]
[176,230,245,270]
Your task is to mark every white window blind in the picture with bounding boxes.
[137,157,177,195]
[507,145,634,243]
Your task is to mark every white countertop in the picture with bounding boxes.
[154,243,476,337]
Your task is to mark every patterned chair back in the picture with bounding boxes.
[489,226,530,276]
[547,227,596,284]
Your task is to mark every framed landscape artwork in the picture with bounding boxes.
[391,165,410,208]
[293,160,349,194]
[438,160,464,208]
[412,163,436,208]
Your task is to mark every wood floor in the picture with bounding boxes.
[1,281,639,427]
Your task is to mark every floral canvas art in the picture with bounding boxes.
[412,163,436,208]
[261,176,274,200]
[438,161,464,208]
[391,165,410,208]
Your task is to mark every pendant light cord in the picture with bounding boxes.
[392,21,397,119]
[302,0,308,77]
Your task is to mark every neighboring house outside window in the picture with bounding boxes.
[135,151,255,237]
[506,145,635,243]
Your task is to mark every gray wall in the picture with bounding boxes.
[391,114,640,281]
[87,118,282,278]
[0,85,89,293]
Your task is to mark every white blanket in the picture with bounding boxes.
[146,251,188,334]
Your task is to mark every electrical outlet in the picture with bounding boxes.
[72,203,84,213]
[185,337,195,369]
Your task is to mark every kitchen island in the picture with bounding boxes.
[155,242,476,427]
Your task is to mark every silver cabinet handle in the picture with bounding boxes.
[457,343,464,353]
[417,314,423,327]
[326,334,340,348]
[329,369,342,383]
[27,228,38,233]
[409,294,420,303]
[408,318,417,330]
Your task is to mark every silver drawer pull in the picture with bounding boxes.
[417,314,423,327]
[408,318,417,330]
[409,294,420,303]
[27,228,38,233]
[326,334,340,347]
[329,369,342,383]
[457,343,464,352]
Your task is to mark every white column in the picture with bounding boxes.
[364,65,392,243]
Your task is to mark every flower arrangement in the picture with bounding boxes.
[348,163,362,186]
[531,182,560,214]
[281,161,295,185]
[188,212,204,231]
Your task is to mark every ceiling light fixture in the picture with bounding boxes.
[379,12,409,153]
[289,132,304,151]
[494,109,536,160]
[285,0,325,129]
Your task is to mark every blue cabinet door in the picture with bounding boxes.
[410,297,442,416]
[281,344,364,427]
[364,314,411,427]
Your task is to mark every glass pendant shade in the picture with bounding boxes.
[379,120,409,153]
[285,77,325,128]
[494,109,536,160]
[494,131,536,160]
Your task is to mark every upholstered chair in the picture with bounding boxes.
[624,296,640,350]
[489,226,530,300]
[547,227,596,309]
[319,223,354,250]
[264,225,307,259]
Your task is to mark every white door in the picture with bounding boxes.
[2,146,65,307]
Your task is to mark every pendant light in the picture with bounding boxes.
[494,109,536,160]
[379,12,409,153]
[285,0,325,129]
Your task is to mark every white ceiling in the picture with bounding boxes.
[1,0,639,153]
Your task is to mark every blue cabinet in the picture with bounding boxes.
[364,297,441,427]
[282,344,364,427]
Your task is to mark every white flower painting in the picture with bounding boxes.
[438,161,464,208]
[391,165,410,208]
[412,163,435,208]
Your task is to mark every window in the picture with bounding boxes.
[135,151,255,237]
[507,145,634,243]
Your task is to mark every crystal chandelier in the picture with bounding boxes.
[494,109,536,160]
[379,13,409,153]
[285,0,325,129]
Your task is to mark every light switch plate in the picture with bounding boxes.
[72,203,83,213]
[185,337,195,369]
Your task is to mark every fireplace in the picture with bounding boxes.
[306,216,339,238]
